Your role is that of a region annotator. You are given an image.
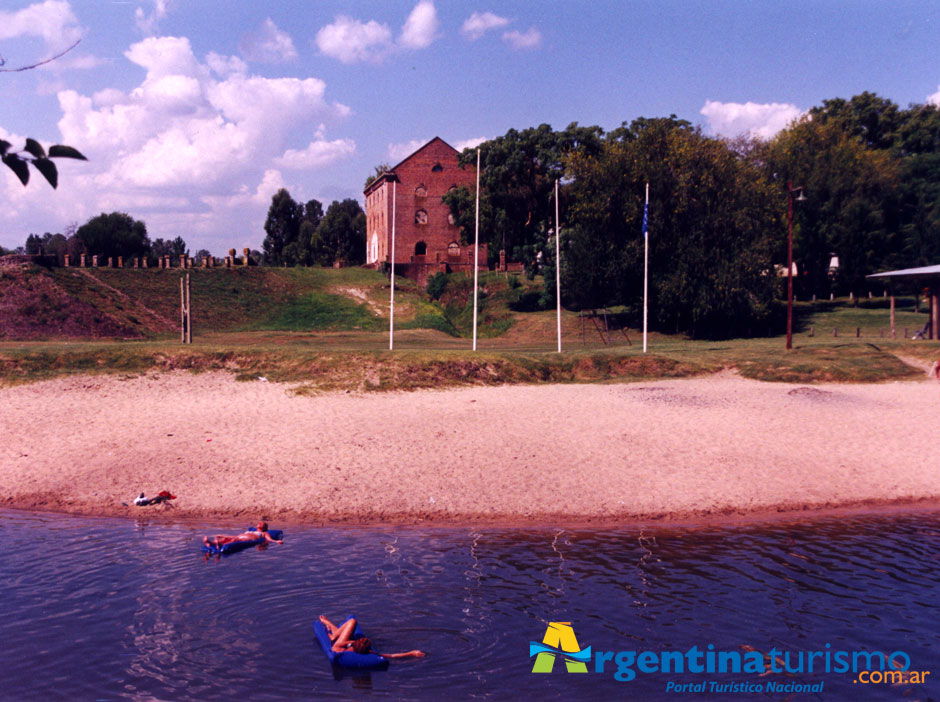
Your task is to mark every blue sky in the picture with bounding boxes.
[2,0,940,254]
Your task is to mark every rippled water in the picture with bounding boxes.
[2,510,938,701]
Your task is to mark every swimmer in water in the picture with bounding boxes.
[318,615,426,659]
[202,521,283,549]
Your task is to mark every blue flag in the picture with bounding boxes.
[642,200,649,240]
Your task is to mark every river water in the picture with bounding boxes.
[2,509,937,701]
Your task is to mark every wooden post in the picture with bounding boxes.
[180,273,192,344]
[180,276,185,343]
[890,294,896,339]
[932,288,939,341]
[186,273,192,343]
[809,327,814,337]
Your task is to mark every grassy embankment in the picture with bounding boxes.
[0,262,936,389]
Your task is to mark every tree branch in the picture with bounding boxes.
[0,39,82,73]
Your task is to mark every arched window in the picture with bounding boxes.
[431,163,443,172]
[447,213,456,226]
[415,241,427,256]
[447,242,460,257]
[415,209,428,225]
[415,185,427,197]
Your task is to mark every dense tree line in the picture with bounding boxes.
[262,189,365,267]
[15,212,198,266]
[445,94,940,338]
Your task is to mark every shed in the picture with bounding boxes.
[867,264,940,340]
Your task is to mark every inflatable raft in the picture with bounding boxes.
[201,527,283,556]
[313,616,389,670]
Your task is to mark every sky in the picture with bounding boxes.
[2,0,940,254]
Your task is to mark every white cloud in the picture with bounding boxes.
[239,18,298,63]
[502,27,542,50]
[315,16,393,64]
[276,138,356,169]
[316,3,441,64]
[461,12,509,40]
[206,51,247,78]
[135,0,169,36]
[454,136,487,151]
[927,86,940,106]
[388,139,427,161]
[399,1,439,50]
[0,35,353,251]
[700,100,805,140]
[0,0,83,56]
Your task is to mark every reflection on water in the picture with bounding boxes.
[1,510,938,701]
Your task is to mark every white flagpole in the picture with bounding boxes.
[389,178,397,350]
[472,148,480,351]
[643,182,649,354]
[555,178,562,353]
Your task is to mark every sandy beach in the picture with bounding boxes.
[1,371,939,525]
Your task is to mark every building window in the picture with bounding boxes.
[447,241,460,257]
[415,209,428,225]
[432,163,443,172]
[447,213,456,226]
[415,185,427,197]
[415,241,427,256]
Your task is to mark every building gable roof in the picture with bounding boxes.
[363,137,462,196]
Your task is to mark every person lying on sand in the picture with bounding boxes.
[319,615,426,659]
[202,521,283,549]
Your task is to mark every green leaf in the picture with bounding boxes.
[0,140,10,156]
[48,145,87,160]
[32,158,58,189]
[24,138,46,159]
[2,154,30,186]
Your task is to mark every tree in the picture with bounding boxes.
[312,199,366,266]
[766,114,900,297]
[445,122,603,266]
[75,212,150,259]
[566,117,778,338]
[262,189,323,266]
[364,162,391,189]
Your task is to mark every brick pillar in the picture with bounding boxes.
[107,257,113,267]
[92,255,99,267]
[243,248,250,267]
[132,257,139,268]
[64,254,70,267]
[164,255,171,269]
[142,257,148,268]
[117,256,123,268]
[80,253,86,267]
[179,254,186,268]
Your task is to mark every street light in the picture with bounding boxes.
[786,181,806,350]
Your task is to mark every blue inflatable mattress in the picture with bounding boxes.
[313,616,389,670]
[201,527,283,555]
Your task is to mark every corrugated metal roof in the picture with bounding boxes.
[867,264,940,279]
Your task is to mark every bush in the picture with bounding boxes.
[426,272,448,300]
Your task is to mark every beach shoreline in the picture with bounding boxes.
[2,371,939,529]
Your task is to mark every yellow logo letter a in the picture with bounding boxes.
[531,622,589,673]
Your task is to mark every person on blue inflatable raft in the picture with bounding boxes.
[318,615,426,659]
[202,521,283,550]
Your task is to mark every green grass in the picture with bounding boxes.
[2,266,938,389]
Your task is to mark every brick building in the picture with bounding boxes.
[363,137,485,282]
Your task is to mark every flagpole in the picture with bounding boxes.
[642,182,649,354]
[555,178,562,353]
[472,148,480,351]
[389,178,397,351]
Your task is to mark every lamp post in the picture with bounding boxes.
[786,181,805,350]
